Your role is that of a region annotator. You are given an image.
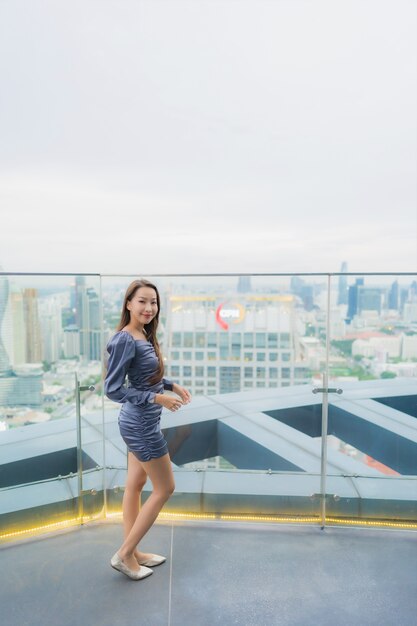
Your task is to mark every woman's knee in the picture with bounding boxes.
[125,476,147,493]
[154,481,175,502]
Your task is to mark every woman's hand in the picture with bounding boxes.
[154,386,191,412]
[172,384,192,405]
[154,394,183,412]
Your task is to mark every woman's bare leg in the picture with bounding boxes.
[118,453,175,570]
[122,452,163,563]
[122,452,147,560]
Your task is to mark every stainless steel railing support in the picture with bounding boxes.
[312,274,344,528]
[75,373,95,524]
[319,372,329,529]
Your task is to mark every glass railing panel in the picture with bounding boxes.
[74,273,105,522]
[101,273,329,522]
[3,271,414,538]
[0,273,105,540]
[325,273,417,525]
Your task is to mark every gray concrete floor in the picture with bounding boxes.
[0,520,416,626]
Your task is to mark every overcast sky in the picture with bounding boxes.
[0,0,416,276]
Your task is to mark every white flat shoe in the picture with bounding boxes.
[137,553,166,567]
[111,552,153,580]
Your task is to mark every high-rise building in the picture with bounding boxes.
[0,277,42,407]
[164,292,310,396]
[400,288,409,312]
[290,277,315,311]
[10,287,26,365]
[74,279,101,361]
[23,289,43,363]
[403,303,417,323]
[290,276,304,293]
[388,280,399,311]
[0,274,11,374]
[0,366,43,408]
[337,262,348,305]
[85,288,101,360]
[402,334,417,359]
[39,301,63,363]
[237,276,252,293]
[75,278,88,358]
[63,325,80,358]
[346,278,364,323]
[358,288,382,314]
[73,275,86,326]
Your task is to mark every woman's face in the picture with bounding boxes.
[127,286,158,326]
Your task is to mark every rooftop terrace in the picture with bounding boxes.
[1,519,416,626]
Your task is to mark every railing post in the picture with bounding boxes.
[319,372,329,528]
[321,274,331,529]
[75,373,83,523]
[75,373,95,525]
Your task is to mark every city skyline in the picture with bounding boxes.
[1,271,416,373]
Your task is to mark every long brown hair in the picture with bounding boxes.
[117,279,164,385]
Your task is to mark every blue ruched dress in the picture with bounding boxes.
[104,330,174,462]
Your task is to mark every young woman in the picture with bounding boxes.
[104,279,191,580]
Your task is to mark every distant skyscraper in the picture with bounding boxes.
[0,276,42,407]
[388,280,399,310]
[290,276,304,293]
[0,274,11,374]
[23,289,43,363]
[39,300,63,364]
[337,262,348,305]
[358,288,382,314]
[403,302,417,323]
[298,285,314,311]
[10,287,26,365]
[402,281,417,322]
[64,325,80,358]
[400,288,409,312]
[346,278,364,323]
[75,282,101,361]
[86,287,101,360]
[237,276,252,293]
[74,275,86,327]
[290,277,314,311]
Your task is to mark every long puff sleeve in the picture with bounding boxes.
[163,378,174,391]
[104,332,156,405]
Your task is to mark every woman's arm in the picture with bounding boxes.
[104,333,156,405]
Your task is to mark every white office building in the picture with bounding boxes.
[164,293,311,395]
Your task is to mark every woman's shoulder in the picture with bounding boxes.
[107,330,136,350]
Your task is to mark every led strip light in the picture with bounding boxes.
[2,511,416,541]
